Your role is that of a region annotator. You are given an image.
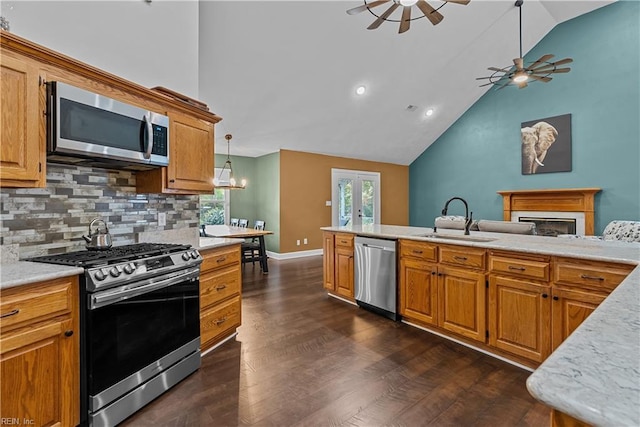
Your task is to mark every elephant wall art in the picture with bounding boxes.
[521,113,572,175]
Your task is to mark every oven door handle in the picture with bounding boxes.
[89,269,198,310]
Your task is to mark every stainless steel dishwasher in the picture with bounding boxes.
[354,236,398,320]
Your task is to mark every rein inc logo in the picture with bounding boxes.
[1,419,35,425]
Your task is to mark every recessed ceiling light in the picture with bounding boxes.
[425,109,434,117]
[355,85,366,95]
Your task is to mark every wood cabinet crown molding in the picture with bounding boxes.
[0,30,221,124]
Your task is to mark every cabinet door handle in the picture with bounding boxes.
[431,271,436,275]
[553,296,559,301]
[216,256,227,263]
[580,274,604,281]
[542,293,548,298]
[215,317,227,326]
[216,285,227,291]
[438,273,443,277]
[508,266,526,271]
[0,309,20,318]
[64,330,74,337]
[453,256,468,261]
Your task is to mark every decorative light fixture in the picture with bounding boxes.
[214,134,246,190]
[476,0,573,90]
[346,0,470,34]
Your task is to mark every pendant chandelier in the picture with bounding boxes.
[214,134,246,190]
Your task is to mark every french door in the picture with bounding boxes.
[331,169,380,227]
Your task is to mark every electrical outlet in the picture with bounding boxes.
[296,239,300,246]
[303,238,308,245]
[158,212,166,227]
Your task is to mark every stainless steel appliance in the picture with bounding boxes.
[30,243,201,427]
[354,236,398,320]
[82,218,113,250]
[47,81,169,170]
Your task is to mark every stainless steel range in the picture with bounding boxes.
[30,243,202,427]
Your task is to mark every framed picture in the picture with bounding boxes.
[521,113,572,175]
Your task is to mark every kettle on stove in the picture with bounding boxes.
[82,218,113,250]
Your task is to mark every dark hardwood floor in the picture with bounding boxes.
[122,256,549,427]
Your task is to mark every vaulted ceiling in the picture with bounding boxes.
[198,1,613,165]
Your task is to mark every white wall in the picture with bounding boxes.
[1,0,200,98]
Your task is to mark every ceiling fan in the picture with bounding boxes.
[346,0,470,34]
[477,0,572,90]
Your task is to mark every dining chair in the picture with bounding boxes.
[230,218,239,227]
[242,220,266,268]
[238,219,249,228]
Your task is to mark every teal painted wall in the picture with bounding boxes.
[255,152,280,252]
[409,1,639,234]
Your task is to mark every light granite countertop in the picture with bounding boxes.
[322,223,640,425]
[197,237,245,250]
[0,262,84,290]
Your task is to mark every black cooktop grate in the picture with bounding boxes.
[29,243,191,267]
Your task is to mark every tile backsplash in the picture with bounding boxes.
[0,163,199,259]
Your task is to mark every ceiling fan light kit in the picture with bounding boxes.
[346,0,470,34]
[477,0,573,90]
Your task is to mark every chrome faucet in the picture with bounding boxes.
[441,197,473,235]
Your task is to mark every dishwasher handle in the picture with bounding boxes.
[361,243,395,251]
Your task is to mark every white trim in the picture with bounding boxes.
[266,249,323,260]
[331,168,381,227]
[200,332,237,357]
[511,210,586,235]
[327,293,359,306]
[401,320,534,372]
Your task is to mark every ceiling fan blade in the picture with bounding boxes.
[399,6,411,33]
[525,54,555,71]
[476,76,494,80]
[488,66,508,73]
[445,0,471,4]
[532,67,571,75]
[367,3,400,29]
[531,61,574,73]
[528,75,552,83]
[347,0,390,15]
[479,82,495,87]
[416,0,444,25]
[513,57,524,70]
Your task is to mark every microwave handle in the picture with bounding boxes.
[143,113,153,160]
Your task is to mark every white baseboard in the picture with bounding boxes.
[266,249,323,260]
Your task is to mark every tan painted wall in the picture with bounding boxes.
[279,150,409,253]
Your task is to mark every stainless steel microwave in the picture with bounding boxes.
[47,81,169,170]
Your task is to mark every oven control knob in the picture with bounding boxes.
[123,263,136,274]
[109,267,122,278]
[182,252,190,261]
[94,270,106,281]
[190,251,199,259]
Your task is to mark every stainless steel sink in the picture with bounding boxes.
[418,234,496,243]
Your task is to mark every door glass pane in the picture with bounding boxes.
[361,179,375,225]
[338,178,353,226]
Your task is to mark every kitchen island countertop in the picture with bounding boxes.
[322,223,640,426]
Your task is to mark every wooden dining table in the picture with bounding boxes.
[202,225,273,273]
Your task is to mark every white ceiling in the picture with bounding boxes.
[198,0,613,165]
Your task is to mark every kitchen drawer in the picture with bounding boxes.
[554,258,634,292]
[489,255,550,282]
[201,295,241,346]
[200,265,241,309]
[439,245,486,270]
[335,233,354,248]
[399,240,437,262]
[0,277,74,331]
[201,245,241,272]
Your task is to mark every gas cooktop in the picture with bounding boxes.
[29,243,191,268]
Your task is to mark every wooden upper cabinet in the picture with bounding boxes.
[0,53,46,188]
[137,112,215,194]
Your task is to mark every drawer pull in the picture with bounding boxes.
[508,266,526,271]
[64,330,74,337]
[412,250,424,255]
[215,316,227,326]
[340,240,348,244]
[0,309,20,318]
[216,256,227,263]
[216,285,227,291]
[453,256,468,261]
[580,274,604,281]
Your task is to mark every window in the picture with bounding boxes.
[200,168,230,225]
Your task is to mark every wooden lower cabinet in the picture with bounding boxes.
[551,409,591,427]
[551,287,606,350]
[488,275,551,362]
[438,266,486,342]
[199,244,242,352]
[399,258,438,326]
[0,276,80,427]
[335,246,354,298]
[323,232,335,291]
